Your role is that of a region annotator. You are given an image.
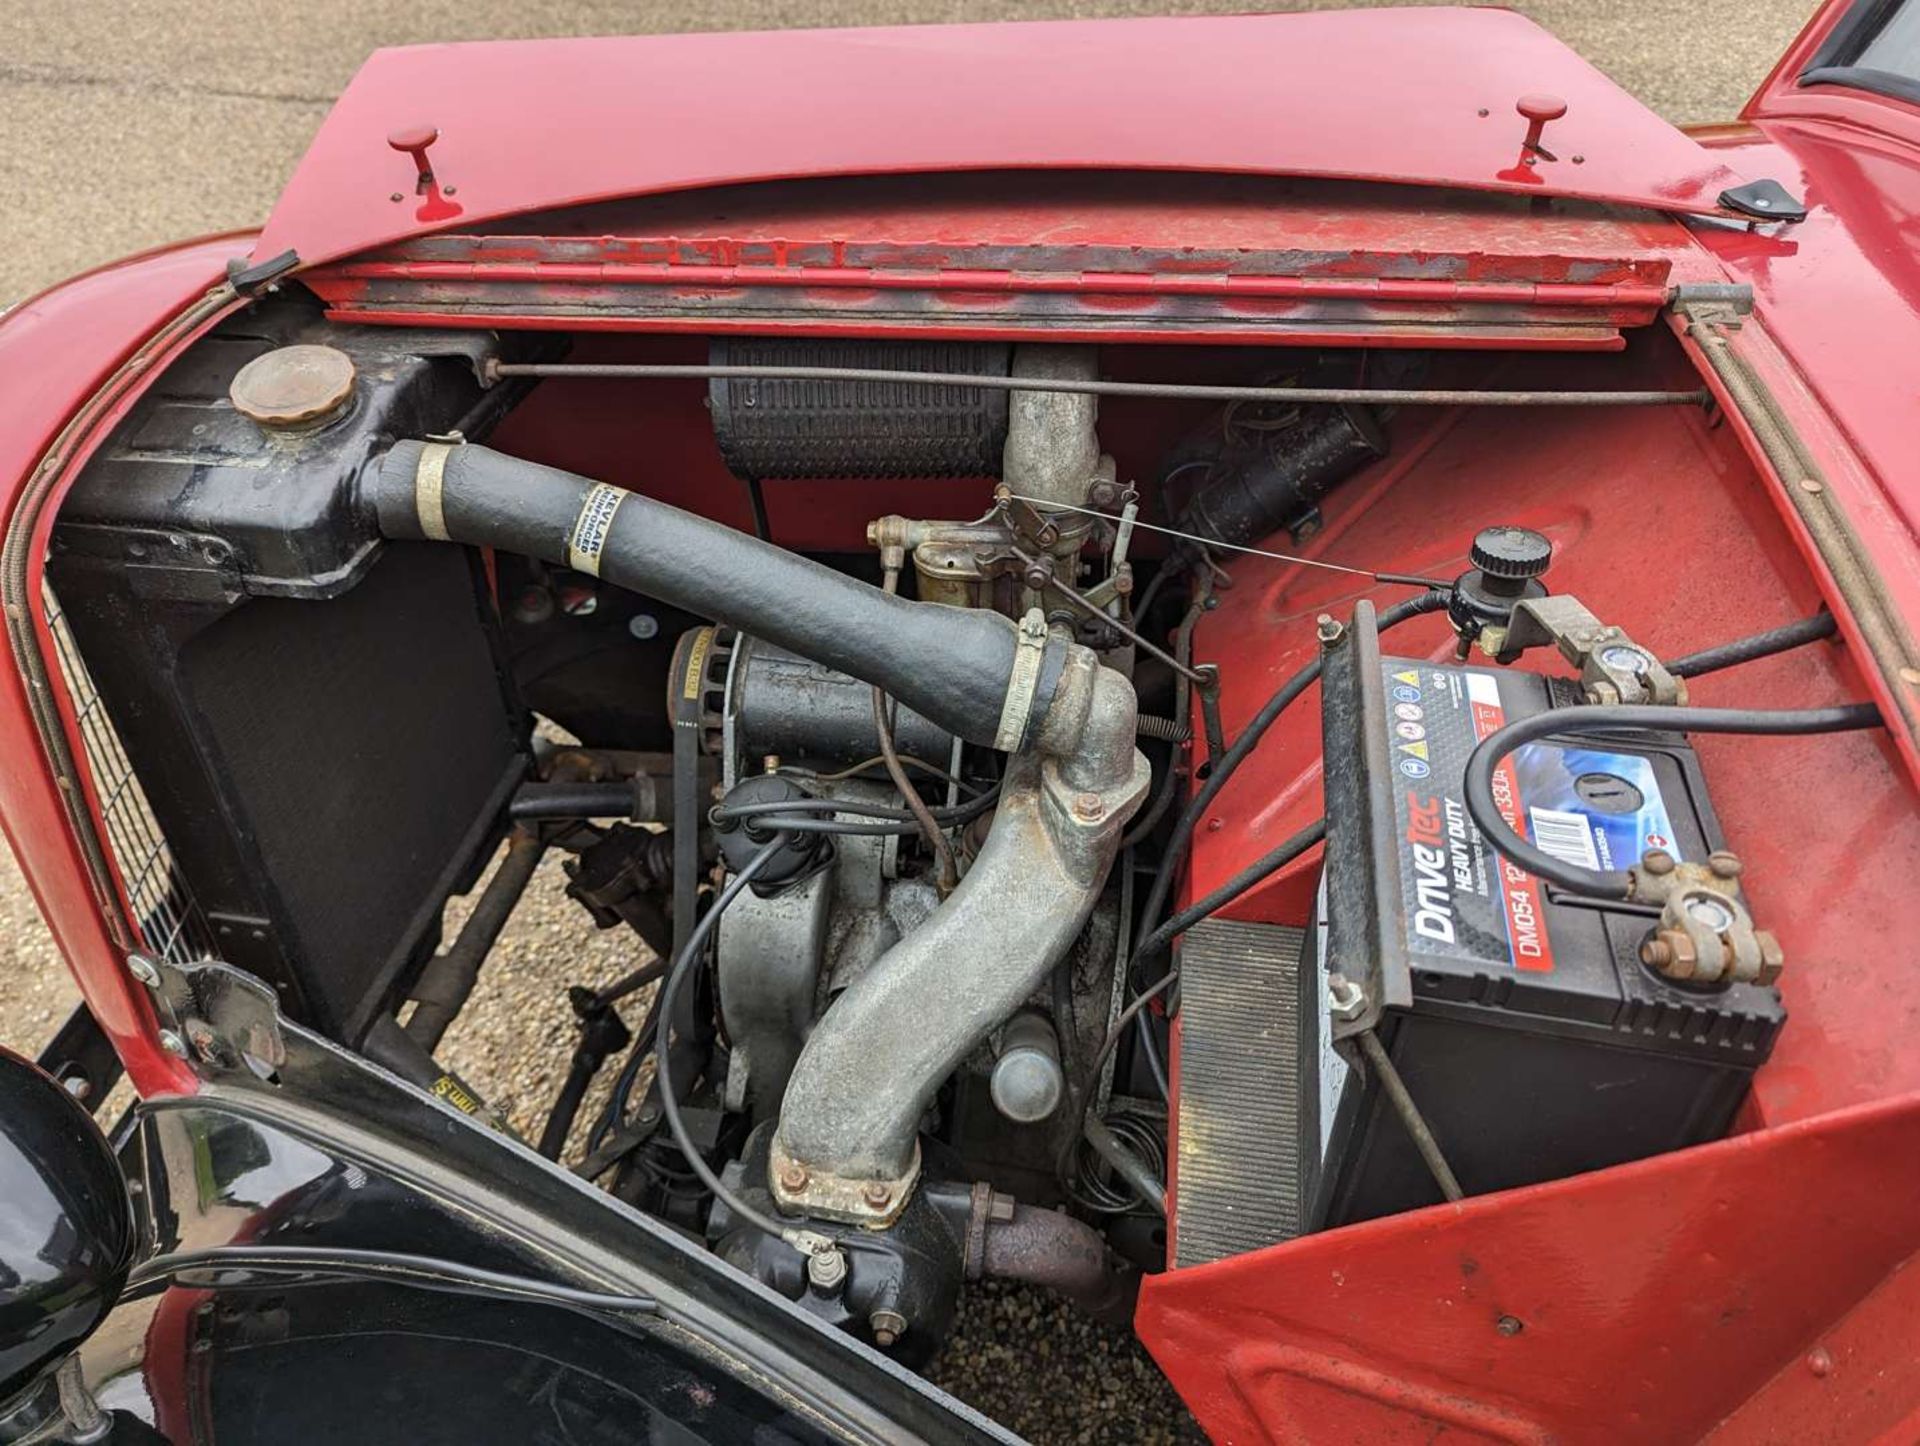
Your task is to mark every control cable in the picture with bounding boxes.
[1463,700,1884,899]
[128,1246,659,1322]
[1128,817,1328,1101]
[874,563,959,890]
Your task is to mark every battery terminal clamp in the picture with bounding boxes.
[1497,595,1685,706]
[1630,847,1784,987]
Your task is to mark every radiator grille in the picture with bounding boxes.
[43,590,212,965]
[1174,919,1312,1267]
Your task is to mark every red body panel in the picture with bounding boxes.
[1138,1089,1920,1445]
[252,9,1761,272]
[3,5,1918,1443]
[0,237,252,1096]
[302,174,1685,349]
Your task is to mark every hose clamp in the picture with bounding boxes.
[994,609,1051,753]
[413,438,461,542]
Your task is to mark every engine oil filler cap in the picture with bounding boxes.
[229,344,356,430]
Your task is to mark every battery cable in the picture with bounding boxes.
[1463,700,1884,899]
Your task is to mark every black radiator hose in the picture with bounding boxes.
[367,442,1065,751]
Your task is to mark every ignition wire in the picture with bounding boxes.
[650,837,888,1264]
[1134,589,1451,968]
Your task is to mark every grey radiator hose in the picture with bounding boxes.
[367,441,1072,752]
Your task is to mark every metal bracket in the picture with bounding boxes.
[224,248,300,297]
[1497,595,1684,706]
[134,955,287,1081]
[1717,178,1808,225]
[767,1135,919,1228]
[1669,283,1755,331]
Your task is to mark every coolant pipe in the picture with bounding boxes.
[968,1190,1139,1325]
[769,662,1148,1217]
[368,443,1072,753]
[405,827,545,1052]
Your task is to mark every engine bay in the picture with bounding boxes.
[43,270,1907,1392]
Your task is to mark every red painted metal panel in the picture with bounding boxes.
[1705,1248,1920,1445]
[301,174,1682,346]
[1745,0,1920,146]
[1690,124,1920,568]
[252,10,1761,271]
[1184,335,1920,1126]
[0,237,248,1097]
[1137,1089,1920,1444]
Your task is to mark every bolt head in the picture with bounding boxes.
[1650,929,1699,978]
[869,1308,908,1347]
[1315,613,1345,646]
[1707,850,1743,881]
[1072,791,1103,821]
[129,957,161,988]
[1642,848,1677,876]
[1496,1314,1525,1337]
[861,1181,893,1209]
[159,1030,189,1058]
[777,1162,809,1193]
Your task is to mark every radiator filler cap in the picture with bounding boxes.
[229,344,356,430]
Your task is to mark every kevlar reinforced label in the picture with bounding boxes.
[567,483,627,578]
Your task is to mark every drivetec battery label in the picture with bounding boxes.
[1382,661,1681,973]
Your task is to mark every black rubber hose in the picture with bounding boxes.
[406,828,546,1052]
[510,780,648,821]
[1463,700,1884,899]
[370,443,1050,751]
[1666,611,1837,679]
[538,1057,600,1160]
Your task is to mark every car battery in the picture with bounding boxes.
[1306,598,1786,1228]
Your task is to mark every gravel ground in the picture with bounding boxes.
[0,3,1815,1442]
